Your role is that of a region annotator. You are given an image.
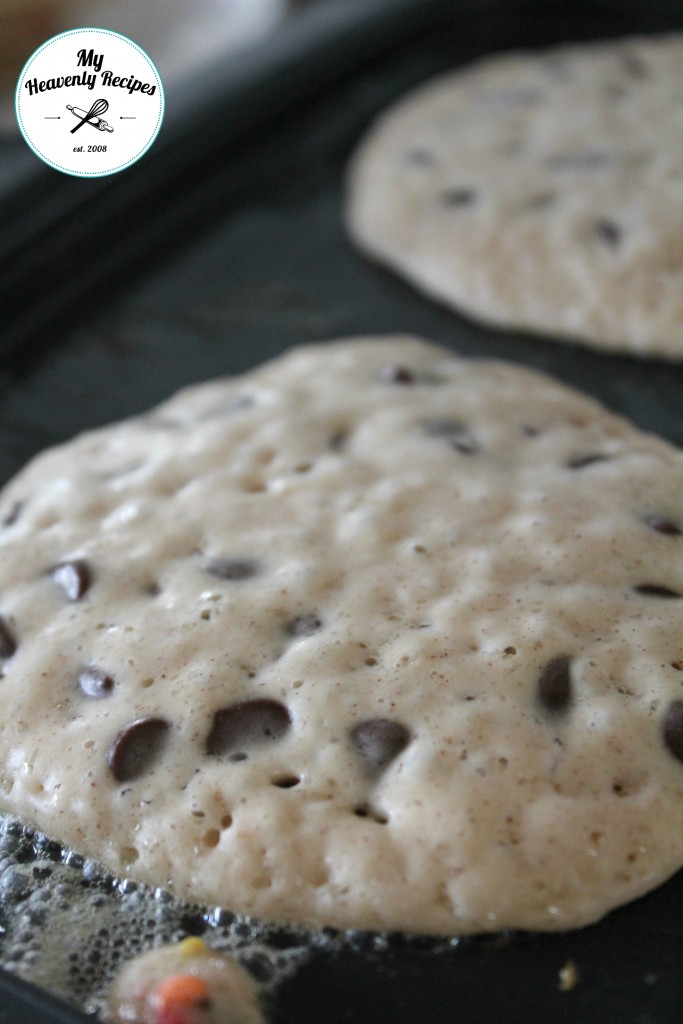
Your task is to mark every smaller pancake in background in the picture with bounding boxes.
[347,35,683,359]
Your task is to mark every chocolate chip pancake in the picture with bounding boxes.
[347,36,683,358]
[0,338,682,935]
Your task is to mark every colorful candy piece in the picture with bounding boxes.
[153,973,210,1024]
[106,938,265,1024]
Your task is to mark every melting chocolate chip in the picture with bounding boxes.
[537,656,572,713]
[423,418,479,455]
[78,667,115,699]
[107,718,170,782]
[1,502,23,528]
[0,617,17,659]
[202,557,259,581]
[287,614,323,638]
[350,719,411,778]
[645,516,683,537]
[442,188,477,207]
[566,453,612,470]
[663,701,683,763]
[593,219,622,247]
[633,584,681,599]
[379,364,415,385]
[51,559,92,601]
[206,699,291,757]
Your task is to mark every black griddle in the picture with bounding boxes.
[1,1,683,1021]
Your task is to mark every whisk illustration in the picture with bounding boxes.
[66,98,114,133]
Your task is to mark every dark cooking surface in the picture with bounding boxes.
[1,0,683,1021]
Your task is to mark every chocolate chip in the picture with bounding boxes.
[0,617,17,659]
[566,453,612,470]
[1,502,23,528]
[379,364,415,385]
[202,557,259,581]
[442,188,477,207]
[537,656,572,712]
[206,699,291,757]
[329,429,349,452]
[350,719,411,778]
[107,718,170,782]
[644,516,682,536]
[51,559,92,601]
[272,774,300,789]
[633,584,681,599]
[78,667,115,699]
[422,418,479,455]
[593,219,622,247]
[287,615,323,638]
[663,701,683,762]
[452,439,478,456]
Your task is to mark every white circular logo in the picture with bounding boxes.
[15,28,164,177]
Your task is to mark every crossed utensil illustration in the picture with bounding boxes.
[66,98,114,133]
